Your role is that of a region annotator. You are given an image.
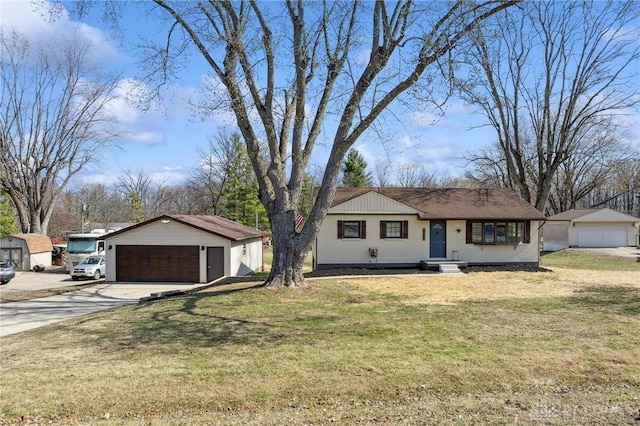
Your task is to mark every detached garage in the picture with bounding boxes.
[104,215,266,283]
[543,208,640,251]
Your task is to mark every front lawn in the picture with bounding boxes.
[1,264,639,424]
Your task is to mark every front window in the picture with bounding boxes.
[484,223,495,243]
[338,220,366,239]
[343,221,361,238]
[380,220,408,239]
[385,221,402,238]
[469,221,529,245]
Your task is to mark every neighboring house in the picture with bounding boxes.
[104,214,266,283]
[313,187,546,270]
[542,208,640,251]
[0,233,53,271]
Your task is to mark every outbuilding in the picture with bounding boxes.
[0,233,53,271]
[542,208,640,251]
[104,214,266,283]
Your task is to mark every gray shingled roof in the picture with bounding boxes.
[330,187,546,220]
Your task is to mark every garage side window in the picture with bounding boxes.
[337,220,366,239]
[466,220,530,244]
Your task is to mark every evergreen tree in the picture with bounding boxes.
[0,190,18,236]
[223,133,268,229]
[341,150,373,187]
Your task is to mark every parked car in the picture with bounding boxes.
[71,255,106,281]
[0,261,16,285]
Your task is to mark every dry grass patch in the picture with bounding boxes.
[1,250,639,425]
[337,269,640,305]
[1,274,639,425]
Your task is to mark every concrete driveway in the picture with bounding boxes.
[566,246,640,259]
[0,267,214,337]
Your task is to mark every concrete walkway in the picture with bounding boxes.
[0,282,212,337]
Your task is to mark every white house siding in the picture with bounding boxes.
[315,214,424,268]
[105,220,232,283]
[314,216,540,268]
[230,239,263,276]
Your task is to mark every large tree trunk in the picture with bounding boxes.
[264,211,309,288]
[266,239,306,288]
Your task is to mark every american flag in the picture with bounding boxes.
[295,214,304,230]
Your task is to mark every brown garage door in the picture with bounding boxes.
[116,245,199,282]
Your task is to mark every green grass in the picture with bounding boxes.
[541,249,640,271]
[1,278,639,425]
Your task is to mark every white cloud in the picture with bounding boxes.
[123,131,163,145]
[149,168,188,186]
[100,78,165,145]
[0,0,122,63]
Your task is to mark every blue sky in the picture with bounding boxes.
[2,1,638,188]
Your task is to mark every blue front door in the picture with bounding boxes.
[430,220,446,258]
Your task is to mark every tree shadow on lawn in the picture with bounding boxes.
[104,282,305,350]
[90,283,639,354]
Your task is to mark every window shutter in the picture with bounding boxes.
[337,220,343,239]
[402,221,409,239]
[380,221,386,239]
[361,221,366,239]
[524,221,531,243]
[466,221,472,244]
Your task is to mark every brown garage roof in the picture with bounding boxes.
[7,233,53,254]
[104,214,267,241]
[168,215,267,241]
[330,187,546,220]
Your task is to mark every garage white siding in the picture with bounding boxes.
[577,225,628,247]
[104,215,265,283]
[105,220,231,283]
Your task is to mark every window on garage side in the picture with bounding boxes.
[380,220,409,239]
[337,220,366,239]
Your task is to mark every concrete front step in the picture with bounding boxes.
[439,264,461,274]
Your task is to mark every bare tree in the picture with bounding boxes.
[583,158,640,216]
[547,131,628,214]
[76,0,517,286]
[0,29,121,235]
[117,170,170,222]
[458,0,640,212]
[75,182,127,230]
[373,161,393,188]
[189,131,245,217]
[396,163,440,188]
